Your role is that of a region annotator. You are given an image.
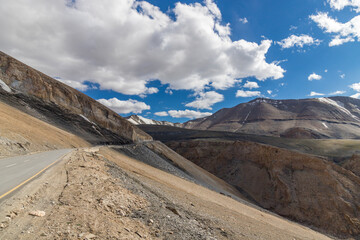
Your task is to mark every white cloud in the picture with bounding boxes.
[165,88,173,95]
[329,90,346,95]
[168,109,212,119]
[328,0,360,12]
[340,73,346,79]
[154,111,169,117]
[236,90,261,97]
[267,90,273,95]
[139,87,159,98]
[309,91,325,96]
[277,34,321,49]
[239,17,248,24]
[185,91,224,110]
[289,25,298,31]
[350,82,360,91]
[56,78,89,91]
[310,12,360,46]
[0,0,284,96]
[243,81,260,89]
[325,69,328,73]
[97,98,150,114]
[308,73,322,81]
[351,93,360,98]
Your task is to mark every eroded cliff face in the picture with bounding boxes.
[0,51,151,143]
[167,140,360,238]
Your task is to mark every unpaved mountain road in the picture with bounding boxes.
[0,149,72,200]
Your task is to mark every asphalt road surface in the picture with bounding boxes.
[0,149,72,200]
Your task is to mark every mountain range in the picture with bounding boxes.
[1,51,360,239]
[130,97,360,139]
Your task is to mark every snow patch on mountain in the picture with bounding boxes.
[0,78,11,93]
[318,98,360,121]
[126,115,182,127]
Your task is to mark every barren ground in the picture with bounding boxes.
[0,101,89,158]
[0,147,332,240]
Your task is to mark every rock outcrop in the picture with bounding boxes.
[0,51,152,143]
[167,139,360,238]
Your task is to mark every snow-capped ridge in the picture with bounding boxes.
[126,115,182,127]
[318,97,360,121]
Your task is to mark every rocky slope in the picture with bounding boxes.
[126,115,182,127]
[0,101,89,158]
[0,147,331,240]
[0,51,151,143]
[183,97,360,139]
[166,139,360,238]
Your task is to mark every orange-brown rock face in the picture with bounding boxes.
[0,51,151,143]
[167,140,360,238]
[343,154,360,178]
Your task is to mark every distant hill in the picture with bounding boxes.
[126,115,182,127]
[183,97,360,139]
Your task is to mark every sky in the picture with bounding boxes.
[1,0,360,122]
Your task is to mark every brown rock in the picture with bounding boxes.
[29,210,46,217]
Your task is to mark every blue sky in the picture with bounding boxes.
[1,0,360,122]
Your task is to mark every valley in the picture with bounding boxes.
[0,51,359,239]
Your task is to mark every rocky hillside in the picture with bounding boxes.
[183,97,360,139]
[0,101,89,158]
[167,139,360,238]
[0,51,151,143]
[126,115,182,127]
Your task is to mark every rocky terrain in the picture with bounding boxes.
[166,139,360,238]
[126,115,182,127]
[183,97,360,139]
[0,147,331,240]
[0,51,151,143]
[140,125,360,163]
[0,51,354,239]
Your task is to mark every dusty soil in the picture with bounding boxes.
[0,101,89,158]
[0,147,332,239]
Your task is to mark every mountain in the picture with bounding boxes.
[126,114,182,127]
[0,51,152,145]
[166,139,360,238]
[183,97,360,139]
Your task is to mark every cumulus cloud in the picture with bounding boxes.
[310,12,360,46]
[239,17,248,24]
[309,91,325,96]
[350,82,360,91]
[328,0,360,12]
[185,91,224,110]
[236,90,261,97]
[168,109,212,119]
[154,111,169,117]
[351,93,360,98]
[308,73,322,81]
[55,78,89,91]
[0,0,284,96]
[243,81,260,89]
[340,73,346,79]
[329,90,346,95]
[97,98,150,114]
[278,34,321,49]
[139,87,159,98]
